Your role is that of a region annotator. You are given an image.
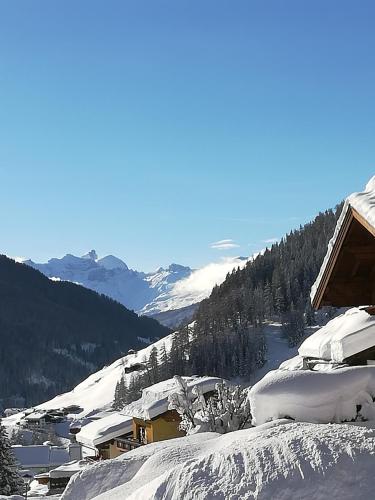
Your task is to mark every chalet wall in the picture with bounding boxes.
[133,410,185,444]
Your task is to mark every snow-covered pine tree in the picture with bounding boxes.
[0,422,23,496]
[204,382,252,433]
[158,342,170,380]
[168,376,199,433]
[168,378,252,435]
[112,373,128,410]
[147,346,159,385]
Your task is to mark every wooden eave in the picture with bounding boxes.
[312,205,375,309]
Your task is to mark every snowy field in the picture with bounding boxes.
[61,420,375,500]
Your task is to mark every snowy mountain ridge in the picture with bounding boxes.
[24,251,249,324]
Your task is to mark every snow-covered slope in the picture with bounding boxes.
[61,421,375,500]
[35,333,175,419]
[24,252,248,324]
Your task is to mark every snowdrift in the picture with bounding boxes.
[61,421,375,500]
[299,308,375,362]
[250,366,375,425]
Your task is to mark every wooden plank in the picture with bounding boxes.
[352,207,375,238]
[312,206,354,309]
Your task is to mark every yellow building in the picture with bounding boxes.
[133,409,185,445]
[76,376,222,459]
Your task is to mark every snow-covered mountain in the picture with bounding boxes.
[24,251,249,325]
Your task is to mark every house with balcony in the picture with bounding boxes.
[76,412,136,459]
[76,376,222,459]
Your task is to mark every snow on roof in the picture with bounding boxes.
[76,413,133,448]
[311,176,375,305]
[12,445,70,468]
[49,460,90,478]
[123,376,223,421]
[24,411,47,421]
[249,365,375,426]
[61,421,375,500]
[299,308,375,361]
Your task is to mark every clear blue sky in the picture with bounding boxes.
[0,0,374,270]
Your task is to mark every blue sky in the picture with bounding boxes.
[0,0,374,270]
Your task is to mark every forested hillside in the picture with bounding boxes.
[165,206,341,382]
[0,256,169,408]
[113,206,343,406]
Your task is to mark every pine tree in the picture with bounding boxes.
[158,342,170,380]
[112,373,128,410]
[0,422,23,496]
[147,346,159,384]
[127,374,143,402]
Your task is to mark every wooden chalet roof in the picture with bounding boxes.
[311,177,375,309]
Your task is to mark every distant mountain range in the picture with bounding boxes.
[24,251,249,326]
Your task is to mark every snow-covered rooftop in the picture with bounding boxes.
[76,376,222,449]
[123,376,223,421]
[24,411,47,421]
[50,459,91,478]
[249,365,375,425]
[299,308,375,362]
[311,176,375,305]
[76,413,133,448]
[12,444,70,468]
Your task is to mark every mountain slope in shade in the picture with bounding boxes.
[25,252,249,324]
[0,255,169,407]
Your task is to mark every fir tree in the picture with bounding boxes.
[147,346,159,385]
[0,422,23,496]
[112,373,128,410]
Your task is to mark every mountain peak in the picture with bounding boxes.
[168,263,191,273]
[82,250,98,261]
[97,255,128,271]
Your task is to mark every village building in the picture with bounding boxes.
[300,177,375,367]
[32,459,91,494]
[12,443,71,475]
[76,412,135,459]
[76,376,222,459]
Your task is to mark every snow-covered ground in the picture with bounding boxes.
[61,420,375,500]
[249,323,319,385]
[22,251,249,325]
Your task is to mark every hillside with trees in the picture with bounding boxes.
[186,206,342,379]
[0,255,170,408]
[112,206,343,410]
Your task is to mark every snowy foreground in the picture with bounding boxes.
[250,366,375,425]
[61,420,375,500]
